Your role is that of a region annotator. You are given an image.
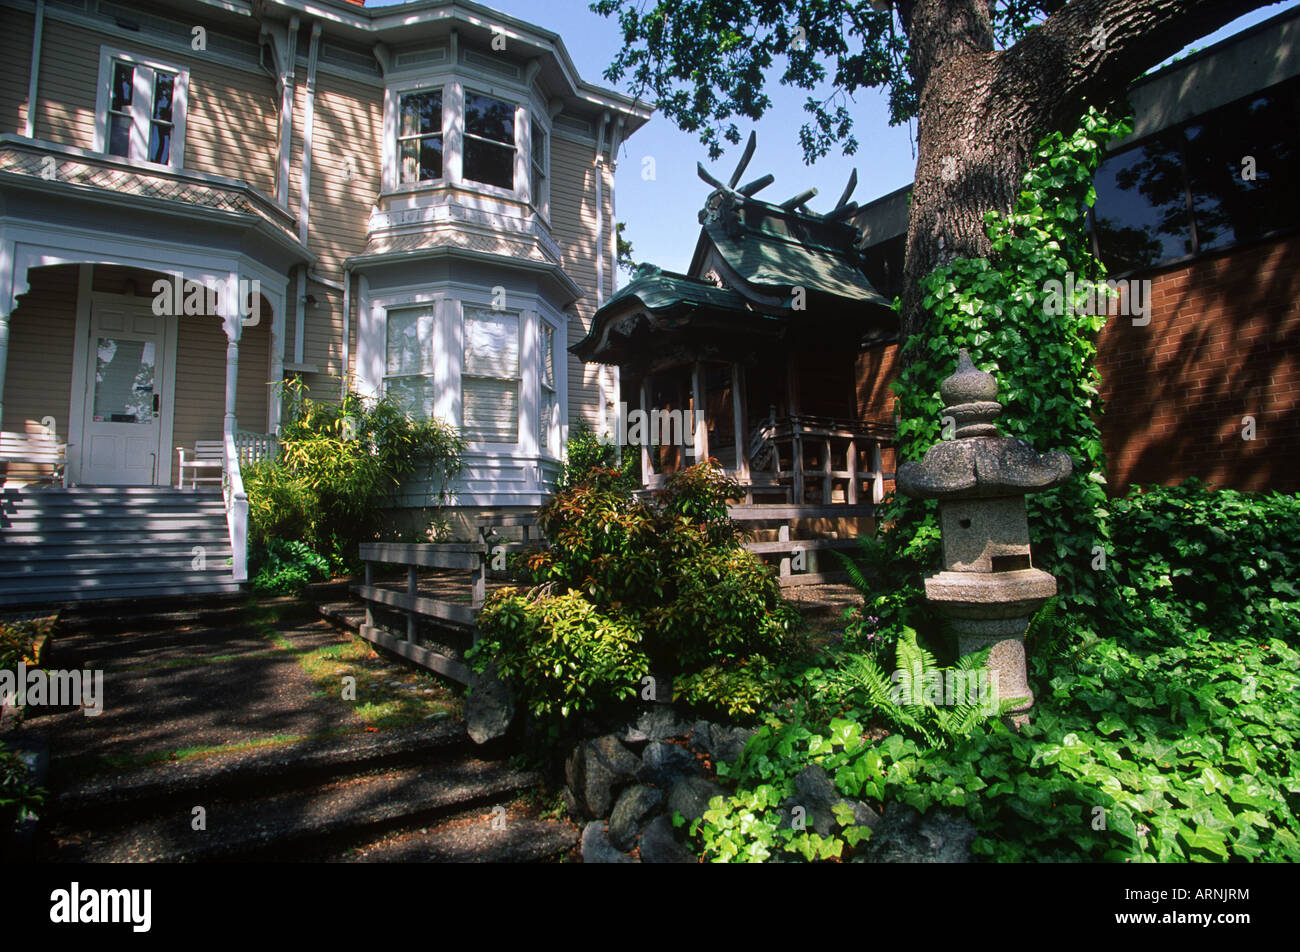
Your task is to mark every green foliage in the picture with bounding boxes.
[251,538,331,595]
[245,379,464,574]
[690,482,1300,862]
[556,420,636,492]
[470,589,649,726]
[0,617,51,669]
[0,741,44,833]
[472,462,803,735]
[593,0,1070,162]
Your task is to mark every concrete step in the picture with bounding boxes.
[0,580,244,608]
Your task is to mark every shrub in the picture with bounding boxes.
[245,379,464,577]
[0,742,44,837]
[557,421,636,492]
[470,589,649,724]
[0,617,52,669]
[473,462,803,735]
[251,539,331,595]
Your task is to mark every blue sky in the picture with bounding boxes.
[370,0,1298,278]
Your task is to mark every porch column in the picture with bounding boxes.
[0,302,10,428]
[221,274,243,436]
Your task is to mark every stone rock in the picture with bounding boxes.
[667,776,728,827]
[608,784,664,851]
[622,706,690,744]
[636,740,702,789]
[709,725,756,765]
[857,806,976,863]
[639,815,697,864]
[792,765,840,835]
[565,734,642,818]
[778,766,882,837]
[688,720,714,754]
[581,821,636,863]
[464,667,515,745]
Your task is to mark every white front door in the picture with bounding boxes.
[79,303,171,486]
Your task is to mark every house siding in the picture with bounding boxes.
[550,135,612,432]
[2,264,78,438]
[0,6,33,135]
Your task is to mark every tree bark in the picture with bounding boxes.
[896,0,1278,360]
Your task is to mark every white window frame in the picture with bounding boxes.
[395,86,447,187]
[93,46,190,170]
[530,117,550,220]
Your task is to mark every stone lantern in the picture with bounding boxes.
[896,350,1072,724]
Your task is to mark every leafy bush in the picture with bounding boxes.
[0,618,51,669]
[0,742,44,836]
[246,379,464,577]
[251,539,331,595]
[471,462,803,736]
[472,589,649,722]
[556,421,636,492]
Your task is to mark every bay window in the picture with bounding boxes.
[531,119,549,214]
[462,308,521,443]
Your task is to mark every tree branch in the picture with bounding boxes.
[1000,0,1280,132]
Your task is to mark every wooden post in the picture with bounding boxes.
[640,377,652,488]
[731,362,748,483]
[406,564,417,641]
[691,361,708,463]
[823,436,833,504]
[364,562,374,629]
[792,427,805,503]
[872,442,884,505]
[778,523,791,579]
[473,531,487,609]
[847,437,858,504]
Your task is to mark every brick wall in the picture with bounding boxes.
[1095,232,1300,493]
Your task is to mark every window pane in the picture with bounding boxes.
[401,90,442,137]
[1093,132,1194,273]
[108,115,132,157]
[465,92,514,145]
[153,74,174,122]
[464,309,519,377]
[148,122,171,164]
[541,390,556,452]
[464,138,514,189]
[386,309,435,375]
[93,337,155,424]
[387,376,437,421]
[1184,86,1300,252]
[111,62,134,111]
[541,324,555,388]
[531,121,546,167]
[463,377,519,442]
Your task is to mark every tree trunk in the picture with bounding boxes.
[895,0,1278,363]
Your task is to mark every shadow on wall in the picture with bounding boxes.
[1096,232,1300,493]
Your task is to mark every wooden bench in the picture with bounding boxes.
[176,441,224,489]
[0,431,68,486]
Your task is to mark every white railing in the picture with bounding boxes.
[222,428,249,583]
[235,429,278,467]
